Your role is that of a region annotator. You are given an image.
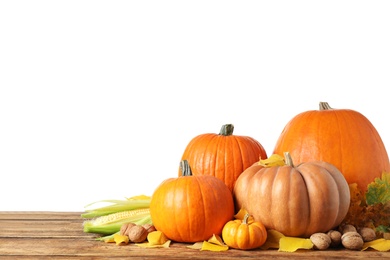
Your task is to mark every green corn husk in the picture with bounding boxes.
[83,209,152,235]
[81,196,151,218]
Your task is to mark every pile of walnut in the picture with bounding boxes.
[120,223,156,243]
[310,224,377,250]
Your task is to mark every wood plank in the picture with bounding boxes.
[1,237,388,259]
[0,211,389,259]
[0,220,93,238]
[0,211,83,220]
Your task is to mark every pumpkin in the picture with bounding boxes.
[222,213,267,250]
[233,152,350,238]
[150,160,235,243]
[273,102,390,192]
[179,124,267,192]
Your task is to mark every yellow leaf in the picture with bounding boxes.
[260,229,285,249]
[362,238,390,251]
[208,234,225,246]
[187,242,203,249]
[135,240,171,248]
[113,234,129,245]
[279,237,313,252]
[147,230,169,246]
[258,154,285,167]
[102,236,115,243]
[201,241,229,251]
[234,208,254,223]
[127,194,151,200]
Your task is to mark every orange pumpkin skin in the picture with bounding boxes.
[273,102,390,192]
[233,154,350,238]
[150,168,234,243]
[222,214,267,250]
[180,124,267,192]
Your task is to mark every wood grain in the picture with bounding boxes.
[0,211,389,259]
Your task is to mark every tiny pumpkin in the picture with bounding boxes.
[179,124,267,192]
[233,152,351,238]
[150,160,234,243]
[273,102,390,192]
[222,213,267,250]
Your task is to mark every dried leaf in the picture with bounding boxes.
[201,241,229,251]
[208,234,225,246]
[134,230,171,248]
[260,229,285,249]
[258,154,285,167]
[113,234,129,245]
[187,242,203,249]
[234,208,254,223]
[188,234,228,251]
[147,230,169,246]
[362,238,390,251]
[342,180,390,232]
[135,240,171,248]
[278,237,313,252]
[126,194,151,200]
[366,172,390,205]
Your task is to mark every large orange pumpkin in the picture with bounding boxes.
[233,152,350,238]
[273,102,390,192]
[179,124,267,192]
[150,160,235,243]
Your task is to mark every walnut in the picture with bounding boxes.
[310,233,331,250]
[142,223,157,233]
[358,227,377,242]
[119,223,136,236]
[339,224,357,234]
[341,231,364,250]
[127,225,148,243]
[327,230,342,247]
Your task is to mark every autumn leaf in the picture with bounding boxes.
[258,154,285,167]
[366,172,390,205]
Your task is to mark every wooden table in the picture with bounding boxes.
[0,211,389,259]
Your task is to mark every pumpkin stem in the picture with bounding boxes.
[179,160,193,177]
[219,124,234,136]
[283,152,294,167]
[243,213,250,225]
[319,102,332,110]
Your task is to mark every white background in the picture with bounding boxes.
[1,1,389,211]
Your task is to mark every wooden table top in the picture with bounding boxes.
[0,211,389,259]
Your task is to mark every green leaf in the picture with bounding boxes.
[366,172,390,205]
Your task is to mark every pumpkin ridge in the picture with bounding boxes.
[202,135,218,176]
[214,134,226,182]
[230,135,244,189]
[184,134,209,175]
[298,163,342,235]
[209,175,234,236]
[176,177,187,242]
[195,175,208,241]
[289,167,307,235]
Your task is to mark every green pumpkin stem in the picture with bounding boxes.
[283,152,294,167]
[219,124,234,136]
[319,102,332,110]
[180,160,192,177]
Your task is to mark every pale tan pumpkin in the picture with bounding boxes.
[233,152,350,238]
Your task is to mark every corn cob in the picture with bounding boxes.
[81,196,151,218]
[83,208,151,235]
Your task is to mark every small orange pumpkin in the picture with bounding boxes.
[273,102,390,192]
[222,213,267,250]
[179,124,267,192]
[233,152,350,238]
[150,160,235,243]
